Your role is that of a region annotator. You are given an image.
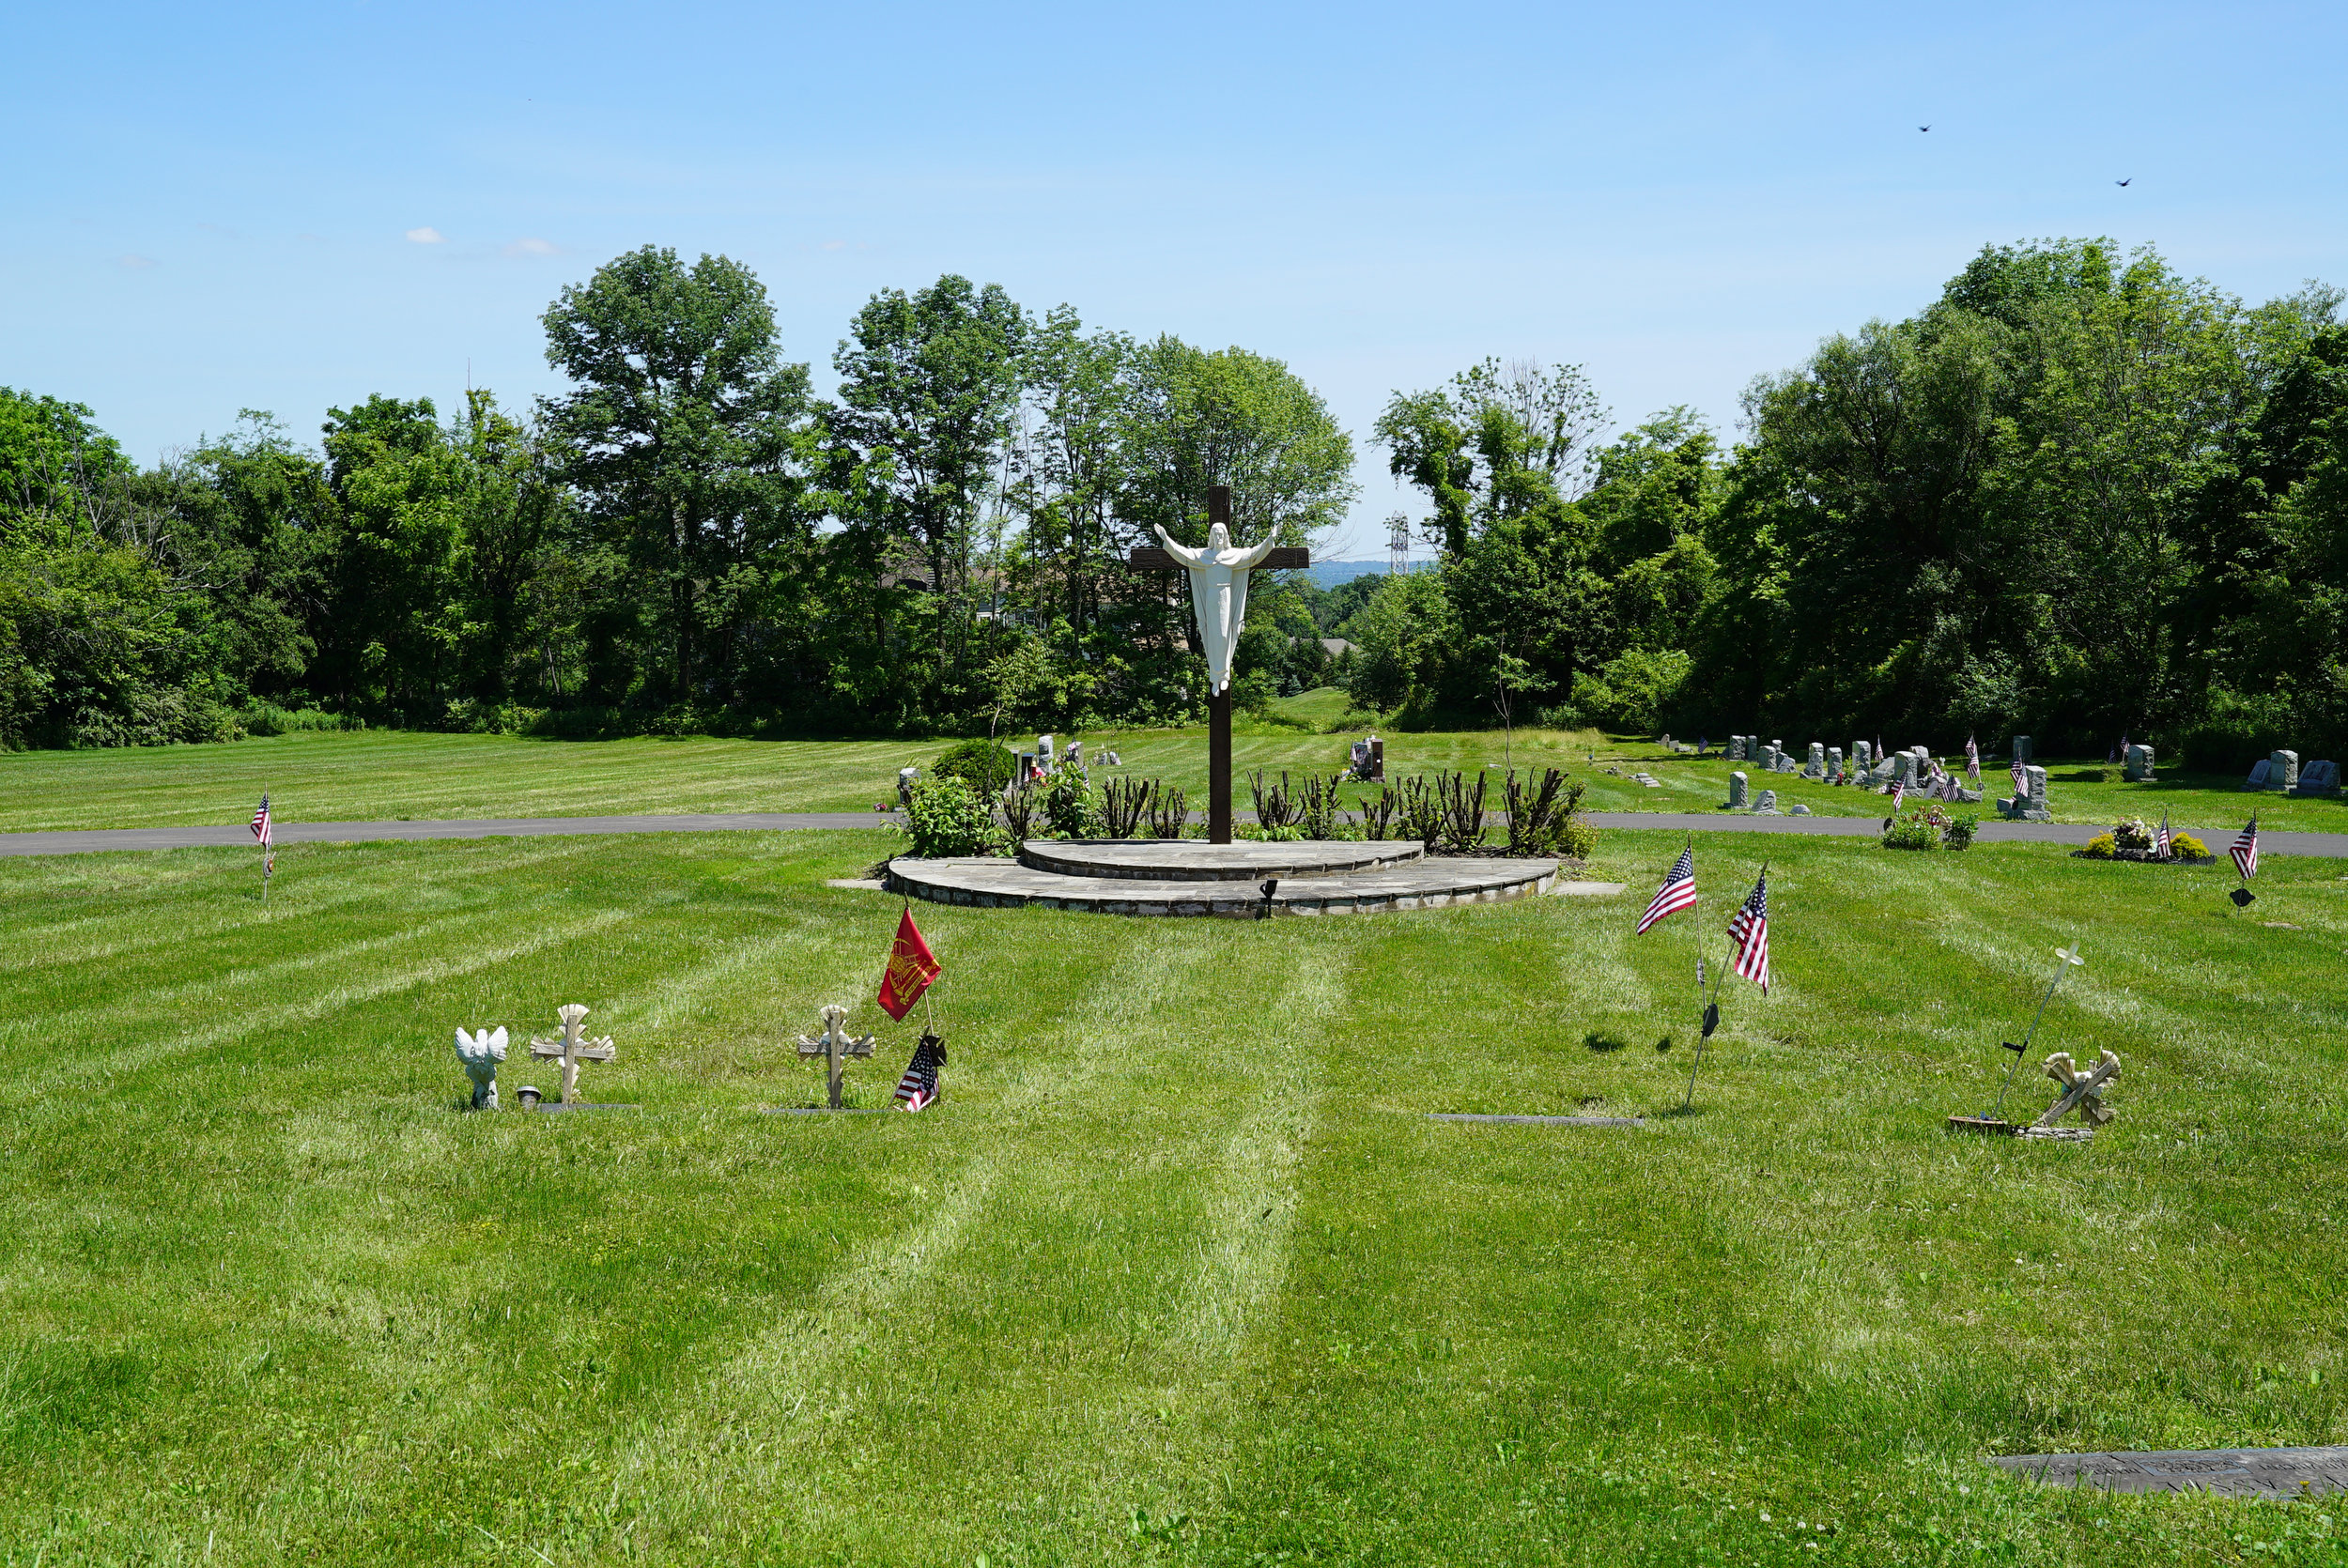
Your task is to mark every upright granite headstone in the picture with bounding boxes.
[1852,740,1872,775]
[2001,764,2052,822]
[1804,742,1825,779]
[2247,758,2272,788]
[2124,743,2155,782]
[1728,770,1749,809]
[2013,734,2033,768]
[1757,741,1779,773]
[2293,759,2340,796]
[1827,746,1843,781]
[2269,749,2300,792]
[1753,788,1782,815]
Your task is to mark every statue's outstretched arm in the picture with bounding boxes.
[1236,532,1278,568]
[1152,523,1206,566]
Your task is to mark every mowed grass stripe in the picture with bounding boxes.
[4,828,2347,1565]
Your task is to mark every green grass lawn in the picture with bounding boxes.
[2,704,2340,843]
[5,826,2344,1564]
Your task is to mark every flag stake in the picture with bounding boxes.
[1987,941,2084,1121]
[1684,859,1765,1112]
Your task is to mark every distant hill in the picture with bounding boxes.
[1293,560,1437,591]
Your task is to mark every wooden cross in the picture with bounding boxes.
[796,1004,874,1110]
[2037,1049,2120,1128]
[530,1003,617,1104]
[1121,484,1308,845]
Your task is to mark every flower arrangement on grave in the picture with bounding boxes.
[1880,804,1977,851]
[2078,818,2210,863]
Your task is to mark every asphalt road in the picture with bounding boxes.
[5,810,2341,858]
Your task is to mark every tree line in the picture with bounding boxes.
[5,237,2343,767]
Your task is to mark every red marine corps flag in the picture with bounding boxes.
[877,905,942,1022]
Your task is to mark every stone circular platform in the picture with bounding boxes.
[1015,838,1422,881]
[887,838,1562,916]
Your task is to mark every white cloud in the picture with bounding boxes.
[405,226,445,244]
[502,238,558,257]
[119,254,158,269]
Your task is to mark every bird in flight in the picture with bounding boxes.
[1919,124,1931,131]
[2116,177,2132,187]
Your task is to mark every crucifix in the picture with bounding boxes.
[2038,1050,2121,1128]
[796,1004,875,1110]
[1123,484,1308,844]
[529,1003,616,1104]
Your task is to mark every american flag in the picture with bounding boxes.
[1887,779,1906,814]
[1637,846,1697,934]
[2011,752,2028,798]
[250,793,272,846]
[2231,815,2259,882]
[2155,809,2171,859]
[1966,734,1981,784]
[1726,871,1770,992]
[894,1032,946,1111]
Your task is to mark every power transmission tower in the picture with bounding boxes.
[1386,512,1411,576]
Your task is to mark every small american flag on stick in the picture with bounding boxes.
[1726,869,1770,993]
[894,1032,946,1111]
[1966,734,1981,784]
[2155,809,2171,860]
[251,793,272,845]
[2231,815,2259,882]
[1637,845,1697,934]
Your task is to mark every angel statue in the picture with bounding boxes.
[455,1025,509,1110]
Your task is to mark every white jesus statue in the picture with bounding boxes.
[1153,520,1276,693]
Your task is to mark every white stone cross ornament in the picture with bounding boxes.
[2039,1049,2121,1128]
[530,1004,616,1104]
[796,1003,874,1110]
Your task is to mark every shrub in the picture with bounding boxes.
[1942,813,1979,851]
[1043,772,1099,838]
[905,777,1005,858]
[1554,817,1599,860]
[934,737,1015,796]
[2081,831,2117,859]
[2112,817,2155,853]
[1883,811,1941,852]
[2170,831,2209,858]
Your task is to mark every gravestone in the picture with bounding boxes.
[2246,758,2271,788]
[1727,771,1748,809]
[2013,734,2033,767]
[2268,749,2299,792]
[1778,747,1798,774]
[529,1005,616,1104]
[1757,741,1778,772]
[1788,803,1812,815]
[1730,734,1750,761]
[1827,746,1843,781]
[2001,764,2052,822]
[1991,1446,2348,1498]
[1852,740,1872,773]
[2123,744,2155,782]
[1804,742,1825,779]
[1753,788,1782,815]
[2293,759,2340,796]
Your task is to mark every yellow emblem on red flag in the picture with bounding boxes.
[877,905,941,1021]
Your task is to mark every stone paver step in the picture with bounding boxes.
[887,852,1562,916]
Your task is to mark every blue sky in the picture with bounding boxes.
[8,1,2344,558]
